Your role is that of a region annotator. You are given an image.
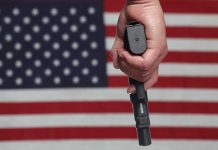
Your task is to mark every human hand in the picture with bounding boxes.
[111,0,168,93]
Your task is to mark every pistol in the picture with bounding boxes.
[124,22,151,146]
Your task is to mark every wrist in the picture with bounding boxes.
[126,0,157,5]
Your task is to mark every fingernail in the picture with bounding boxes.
[127,86,135,94]
[113,63,120,69]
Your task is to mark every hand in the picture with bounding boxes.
[111,0,168,93]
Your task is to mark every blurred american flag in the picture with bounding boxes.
[0,0,218,149]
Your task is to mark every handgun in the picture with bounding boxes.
[124,22,151,146]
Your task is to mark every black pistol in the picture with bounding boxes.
[124,22,151,146]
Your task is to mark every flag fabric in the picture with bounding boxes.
[0,0,218,150]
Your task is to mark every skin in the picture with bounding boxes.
[111,0,168,93]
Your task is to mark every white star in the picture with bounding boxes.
[14,42,22,51]
[71,42,79,50]
[50,8,58,16]
[81,50,89,58]
[79,16,87,24]
[15,78,23,86]
[25,69,33,77]
[25,51,32,59]
[82,68,89,75]
[12,8,20,16]
[32,8,39,16]
[5,34,12,42]
[80,33,88,41]
[53,59,61,67]
[34,77,42,85]
[63,68,71,76]
[44,50,51,59]
[34,60,42,67]
[6,69,13,77]
[51,24,59,33]
[91,59,98,66]
[61,16,68,24]
[24,34,32,42]
[53,42,60,50]
[54,76,61,85]
[88,7,95,15]
[69,7,77,15]
[32,25,40,33]
[72,76,80,84]
[43,34,51,42]
[0,78,3,85]
[0,60,3,68]
[70,24,78,32]
[44,68,52,76]
[89,24,97,32]
[42,16,50,24]
[62,33,69,41]
[91,76,99,84]
[90,41,98,49]
[23,17,31,25]
[15,60,23,68]
[4,16,12,24]
[72,59,79,67]
[6,52,13,59]
[33,42,41,50]
[14,25,21,33]
[62,50,70,58]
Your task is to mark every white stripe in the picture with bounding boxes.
[104,13,218,27]
[107,62,218,77]
[0,88,218,102]
[165,13,218,27]
[1,140,218,150]
[150,88,218,102]
[0,88,126,102]
[0,113,217,128]
[106,37,218,52]
[167,38,218,51]
[104,13,119,25]
[159,63,218,77]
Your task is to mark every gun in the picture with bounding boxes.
[124,22,151,146]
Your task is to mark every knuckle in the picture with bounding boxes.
[139,73,148,83]
[160,44,168,59]
[141,61,150,72]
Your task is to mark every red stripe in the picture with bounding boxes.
[0,127,217,141]
[106,26,218,38]
[104,0,124,12]
[106,26,116,37]
[156,77,218,88]
[104,0,218,13]
[163,51,218,63]
[0,101,131,114]
[0,101,218,114]
[160,0,218,14]
[107,51,218,63]
[150,101,218,114]
[167,27,218,38]
[108,76,218,88]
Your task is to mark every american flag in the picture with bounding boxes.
[0,0,218,149]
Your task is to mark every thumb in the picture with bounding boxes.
[111,37,123,69]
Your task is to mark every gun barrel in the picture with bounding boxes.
[130,91,151,146]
